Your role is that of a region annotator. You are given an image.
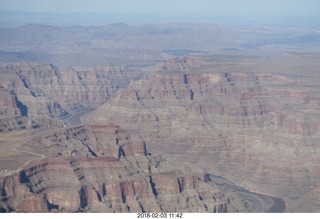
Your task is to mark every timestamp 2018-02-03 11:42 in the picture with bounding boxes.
[137,213,183,218]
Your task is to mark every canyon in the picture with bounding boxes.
[89,55,320,212]
[0,61,144,132]
[0,23,320,213]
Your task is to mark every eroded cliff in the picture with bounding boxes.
[1,55,320,212]
[89,55,320,212]
[0,124,272,212]
[0,62,144,131]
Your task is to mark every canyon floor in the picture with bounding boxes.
[0,23,320,213]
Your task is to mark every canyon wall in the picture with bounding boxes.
[89,56,320,212]
[0,124,271,212]
[1,55,320,212]
[0,62,144,131]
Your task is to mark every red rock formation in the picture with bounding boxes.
[0,62,144,131]
[0,121,273,212]
[88,56,320,212]
[1,55,319,212]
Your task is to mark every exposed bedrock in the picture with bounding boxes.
[0,62,144,131]
[0,123,273,212]
[1,56,319,212]
[89,56,320,212]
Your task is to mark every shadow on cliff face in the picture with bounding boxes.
[45,198,59,212]
[19,170,34,193]
[15,95,28,117]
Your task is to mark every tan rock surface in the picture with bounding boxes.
[89,55,320,212]
[0,123,272,212]
[0,62,144,131]
[1,55,319,212]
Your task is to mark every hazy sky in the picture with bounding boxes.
[1,0,319,17]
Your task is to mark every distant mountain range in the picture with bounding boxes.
[0,23,319,67]
[1,10,320,27]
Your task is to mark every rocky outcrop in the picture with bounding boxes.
[38,124,148,158]
[0,122,274,212]
[1,55,320,212]
[0,62,144,131]
[89,55,320,212]
[0,86,20,117]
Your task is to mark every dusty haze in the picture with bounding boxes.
[0,2,320,213]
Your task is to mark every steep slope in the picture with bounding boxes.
[0,62,144,131]
[0,124,274,212]
[1,55,319,212]
[89,55,320,212]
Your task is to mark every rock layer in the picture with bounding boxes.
[0,124,272,212]
[0,62,144,131]
[1,55,320,212]
[90,56,320,212]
